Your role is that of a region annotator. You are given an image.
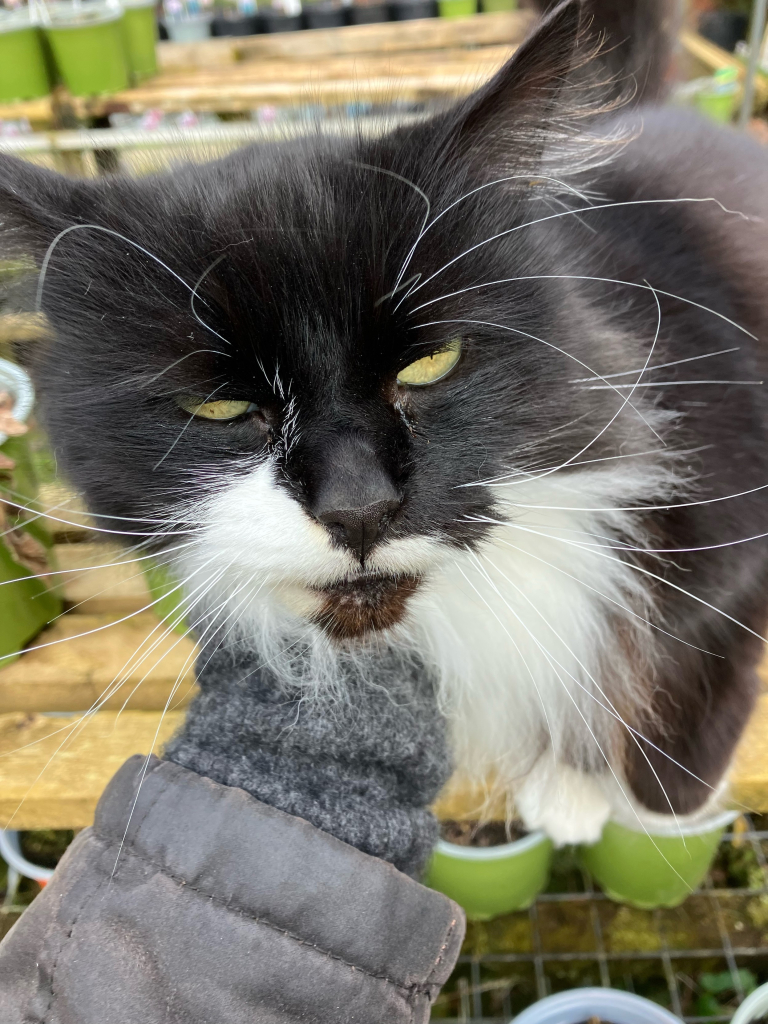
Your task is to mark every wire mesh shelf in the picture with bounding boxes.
[433,816,768,1022]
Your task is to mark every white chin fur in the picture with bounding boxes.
[174,455,687,843]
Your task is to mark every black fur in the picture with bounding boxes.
[2,0,768,816]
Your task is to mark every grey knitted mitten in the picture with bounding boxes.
[164,641,452,878]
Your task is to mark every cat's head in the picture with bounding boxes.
[0,0,642,644]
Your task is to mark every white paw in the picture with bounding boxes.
[515,752,611,846]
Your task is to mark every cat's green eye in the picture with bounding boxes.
[176,396,255,421]
[397,339,462,387]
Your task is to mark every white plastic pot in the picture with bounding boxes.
[512,987,682,1023]
[0,358,34,444]
[732,981,768,1024]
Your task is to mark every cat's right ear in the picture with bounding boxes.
[445,0,593,172]
[0,153,97,262]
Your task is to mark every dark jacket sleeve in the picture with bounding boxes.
[0,755,465,1024]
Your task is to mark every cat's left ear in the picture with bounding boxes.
[448,0,587,168]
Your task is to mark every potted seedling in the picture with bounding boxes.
[423,819,552,921]
[162,0,213,41]
[211,0,261,36]
[580,810,737,910]
[303,0,346,29]
[260,0,303,32]
[0,359,61,668]
[349,0,389,23]
[437,0,475,18]
[0,7,51,103]
[513,987,682,1024]
[44,0,130,96]
[390,0,435,19]
[120,0,159,80]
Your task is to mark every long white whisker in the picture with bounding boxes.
[572,348,741,382]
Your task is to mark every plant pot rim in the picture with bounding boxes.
[122,0,157,9]
[0,8,39,32]
[46,1,124,28]
[434,828,548,861]
[607,808,737,839]
[512,986,682,1023]
[731,979,768,1024]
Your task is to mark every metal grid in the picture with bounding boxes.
[433,816,768,1022]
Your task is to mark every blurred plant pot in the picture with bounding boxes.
[304,0,346,28]
[44,1,130,96]
[260,7,303,31]
[513,987,682,1024]
[480,0,515,10]
[437,0,475,17]
[349,0,390,24]
[164,13,213,40]
[423,829,552,921]
[121,0,158,82]
[732,980,768,1024]
[390,0,435,19]
[211,12,262,34]
[0,360,61,669]
[698,11,749,53]
[694,67,741,124]
[143,559,188,635]
[0,8,51,103]
[580,810,736,910]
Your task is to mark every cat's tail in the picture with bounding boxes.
[530,0,682,106]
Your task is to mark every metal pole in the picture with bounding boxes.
[738,0,768,128]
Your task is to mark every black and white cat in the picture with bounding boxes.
[2,0,768,844]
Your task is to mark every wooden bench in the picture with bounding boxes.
[1,483,768,829]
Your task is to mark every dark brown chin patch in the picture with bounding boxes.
[313,575,421,641]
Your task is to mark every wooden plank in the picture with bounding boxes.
[157,11,534,70]
[0,710,183,829]
[55,542,151,614]
[0,612,197,713]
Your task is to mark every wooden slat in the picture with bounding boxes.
[0,710,183,829]
[0,613,197,713]
[55,542,151,614]
[157,10,534,69]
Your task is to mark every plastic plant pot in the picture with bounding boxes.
[732,980,768,1024]
[349,0,390,23]
[164,13,213,40]
[121,0,158,81]
[143,559,188,635]
[0,359,61,669]
[580,810,737,910]
[694,67,740,125]
[304,1,346,28]
[0,8,51,104]
[211,13,262,34]
[480,0,515,10]
[260,7,303,31]
[423,829,552,921]
[44,1,129,97]
[390,0,435,19]
[437,0,475,17]
[513,986,682,1024]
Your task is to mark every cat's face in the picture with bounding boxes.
[0,1,638,641]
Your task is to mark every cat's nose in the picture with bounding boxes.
[316,499,401,563]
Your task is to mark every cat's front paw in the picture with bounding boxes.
[515,752,611,846]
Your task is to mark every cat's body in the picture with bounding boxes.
[2,1,768,843]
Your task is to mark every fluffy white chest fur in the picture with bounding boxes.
[175,455,706,845]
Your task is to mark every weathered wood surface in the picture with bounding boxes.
[0,710,183,828]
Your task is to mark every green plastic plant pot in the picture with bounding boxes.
[45,2,129,97]
[580,810,737,909]
[480,0,516,11]
[121,0,158,82]
[437,0,475,16]
[143,559,188,635]
[423,830,552,921]
[0,9,51,103]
